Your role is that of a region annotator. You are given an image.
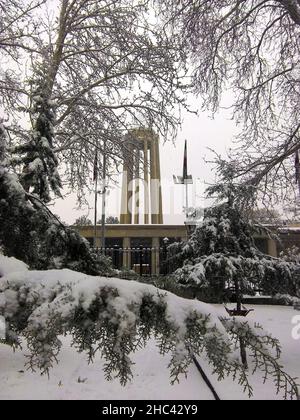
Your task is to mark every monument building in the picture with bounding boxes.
[74,128,298,274]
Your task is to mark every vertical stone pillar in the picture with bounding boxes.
[150,136,163,224]
[120,165,129,224]
[155,135,163,224]
[150,140,158,224]
[267,238,277,257]
[144,139,149,224]
[94,232,101,248]
[120,129,163,225]
[134,149,140,224]
[123,237,131,269]
[151,237,160,275]
[126,145,134,224]
[120,143,134,224]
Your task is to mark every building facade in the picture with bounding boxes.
[76,223,188,275]
[74,128,300,274]
[74,223,300,274]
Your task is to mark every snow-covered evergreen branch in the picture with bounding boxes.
[0,255,298,400]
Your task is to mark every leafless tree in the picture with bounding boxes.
[1,0,190,202]
[0,0,45,53]
[161,0,300,205]
[248,207,282,224]
[0,1,45,116]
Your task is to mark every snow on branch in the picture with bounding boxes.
[0,255,298,399]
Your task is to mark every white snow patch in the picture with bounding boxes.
[0,255,28,277]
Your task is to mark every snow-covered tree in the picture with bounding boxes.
[0,122,105,274]
[0,121,7,165]
[160,0,300,205]
[14,72,62,202]
[73,215,93,226]
[3,0,189,201]
[0,1,44,55]
[0,254,298,400]
[0,1,190,272]
[105,216,120,224]
[170,184,300,301]
[0,176,104,274]
[281,245,300,264]
[248,208,282,225]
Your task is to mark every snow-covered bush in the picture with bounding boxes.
[280,246,300,265]
[170,198,299,301]
[273,294,300,307]
[0,255,298,400]
[114,267,140,281]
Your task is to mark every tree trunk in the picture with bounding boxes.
[235,278,248,368]
[239,337,248,369]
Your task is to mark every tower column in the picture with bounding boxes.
[127,144,134,224]
[122,237,131,268]
[150,140,157,224]
[120,129,163,225]
[150,135,163,224]
[144,139,149,224]
[120,162,129,224]
[155,135,163,224]
[151,237,160,274]
[120,143,134,224]
[134,148,140,224]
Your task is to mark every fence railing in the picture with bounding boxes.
[92,245,170,276]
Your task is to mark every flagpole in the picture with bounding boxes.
[101,138,106,253]
[185,181,189,219]
[173,139,193,222]
[94,150,98,248]
[94,174,98,248]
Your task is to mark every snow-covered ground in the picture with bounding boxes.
[0,304,299,400]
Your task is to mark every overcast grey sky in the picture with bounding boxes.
[53,94,237,225]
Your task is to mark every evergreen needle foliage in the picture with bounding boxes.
[0,258,298,400]
[170,183,300,301]
[0,122,105,274]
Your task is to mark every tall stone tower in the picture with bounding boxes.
[120,128,163,224]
